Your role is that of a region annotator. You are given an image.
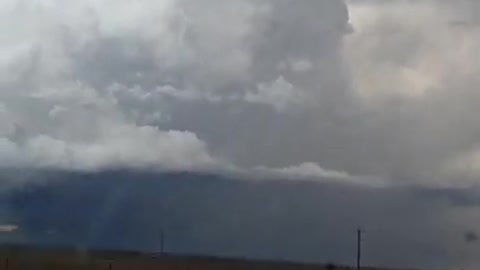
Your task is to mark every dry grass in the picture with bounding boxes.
[0,246,355,270]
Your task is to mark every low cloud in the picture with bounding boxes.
[0,224,18,233]
[255,162,351,180]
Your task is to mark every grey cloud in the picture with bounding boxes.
[167,0,480,187]
[5,1,480,269]
[157,0,358,171]
[5,0,480,188]
[343,0,480,186]
[0,0,225,172]
[0,0,359,177]
[464,231,478,243]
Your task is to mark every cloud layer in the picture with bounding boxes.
[5,1,480,268]
[0,0,355,180]
[4,171,480,270]
[2,1,480,183]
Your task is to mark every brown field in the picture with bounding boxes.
[0,246,381,270]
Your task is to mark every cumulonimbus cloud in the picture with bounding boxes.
[0,0,355,179]
[3,0,480,188]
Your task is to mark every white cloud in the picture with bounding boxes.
[0,122,219,172]
[290,59,314,73]
[0,1,181,172]
[247,162,385,187]
[346,0,480,101]
[253,162,351,180]
[245,76,305,112]
[444,149,480,183]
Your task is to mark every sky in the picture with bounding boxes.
[2,0,480,269]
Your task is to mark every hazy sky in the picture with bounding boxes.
[3,0,480,268]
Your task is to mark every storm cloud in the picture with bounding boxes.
[3,0,480,269]
[0,0,353,178]
[2,0,480,187]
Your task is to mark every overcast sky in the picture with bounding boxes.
[3,0,480,269]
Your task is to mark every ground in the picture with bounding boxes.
[0,245,372,270]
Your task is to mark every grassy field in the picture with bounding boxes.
[0,245,363,270]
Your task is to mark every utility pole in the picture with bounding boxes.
[357,228,362,270]
[159,228,165,254]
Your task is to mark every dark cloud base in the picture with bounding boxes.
[1,171,478,269]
